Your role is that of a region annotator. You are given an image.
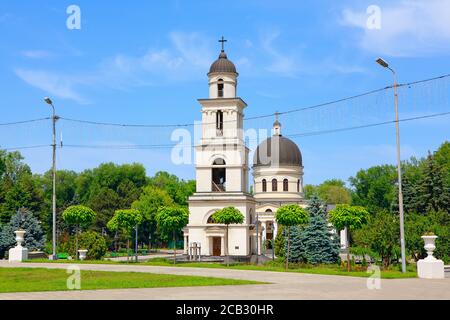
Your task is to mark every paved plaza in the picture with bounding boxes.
[0,262,449,300]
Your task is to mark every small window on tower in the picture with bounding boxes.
[216,110,224,136]
[217,79,224,97]
[262,179,267,192]
[283,179,289,192]
[272,179,278,192]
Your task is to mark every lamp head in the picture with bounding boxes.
[44,97,53,105]
[376,58,389,68]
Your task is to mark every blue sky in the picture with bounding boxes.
[1,0,449,185]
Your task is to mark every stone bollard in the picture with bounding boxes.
[417,235,444,279]
[9,229,29,262]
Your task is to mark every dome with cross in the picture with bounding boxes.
[208,36,237,75]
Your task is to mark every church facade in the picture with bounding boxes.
[183,44,305,257]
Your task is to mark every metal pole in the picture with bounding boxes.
[272,220,275,261]
[51,104,57,260]
[255,213,259,264]
[390,68,407,273]
[135,224,138,263]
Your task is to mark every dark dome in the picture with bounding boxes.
[253,135,302,167]
[209,51,237,74]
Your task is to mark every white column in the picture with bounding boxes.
[221,235,225,256]
[184,236,188,254]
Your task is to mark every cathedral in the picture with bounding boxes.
[183,42,305,257]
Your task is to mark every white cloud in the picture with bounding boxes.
[340,0,450,56]
[14,68,89,104]
[14,31,216,103]
[21,50,53,59]
[261,30,298,77]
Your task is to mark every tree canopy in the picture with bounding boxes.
[211,207,244,225]
[276,204,309,226]
[62,205,96,229]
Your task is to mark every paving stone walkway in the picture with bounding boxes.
[0,261,449,300]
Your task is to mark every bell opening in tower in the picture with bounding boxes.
[217,79,224,97]
[216,110,224,136]
[212,158,226,192]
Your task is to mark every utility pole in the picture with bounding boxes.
[135,224,138,263]
[376,58,407,273]
[44,97,58,261]
[255,213,259,265]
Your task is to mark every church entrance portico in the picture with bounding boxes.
[206,227,225,256]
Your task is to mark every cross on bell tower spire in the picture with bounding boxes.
[219,36,227,52]
[273,111,282,136]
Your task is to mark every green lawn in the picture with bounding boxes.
[25,258,417,279]
[139,258,417,279]
[0,267,262,293]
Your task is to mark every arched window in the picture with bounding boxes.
[297,179,300,192]
[212,158,226,192]
[216,110,223,136]
[283,179,289,192]
[217,79,224,97]
[262,179,267,192]
[265,209,272,213]
[207,215,216,224]
[272,179,278,192]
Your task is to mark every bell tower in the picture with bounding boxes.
[185,38,256,257]
[195,38,248,193]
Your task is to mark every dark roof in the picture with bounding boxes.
[253,135,302,167]
[208,50,237,75]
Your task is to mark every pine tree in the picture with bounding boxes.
[419,152,450,213]
[284,225,305,263]
[300,195,340,264]
[0,208,46,258]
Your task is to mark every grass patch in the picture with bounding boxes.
[139,258,417,279]
[0,267,262,293]
[25,257,417,279]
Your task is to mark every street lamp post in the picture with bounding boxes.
[376,58,407,273]
[44,97,58,261]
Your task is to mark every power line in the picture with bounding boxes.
[0,117,50,126]
[3,73,450,129]
[55,111,450,150]
[3,111,449,151]
[58,72,450,128]
[288,111,450,138]
[2,145,51,151]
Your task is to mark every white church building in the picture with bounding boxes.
[183,42,307,257]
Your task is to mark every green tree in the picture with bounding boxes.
[211,207,244,266]
[148,171,196,206]
[76,163,146,231]
[300,195,340,264]
[62,205,96,259]
[274,225,285,258]
[329,204,369,271]
[107,209,143,262]
[275,204,309,270]
[418,152,450,213]
[132,186,174,247]
[59,230,107,260]
[0,150,43,225]
[352,210,399,268]
[156,206,189,264]
[0,208,46,258]
[316,179,351,205]
[349,165,397,212]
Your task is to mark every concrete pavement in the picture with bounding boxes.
[1,261,449,300]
